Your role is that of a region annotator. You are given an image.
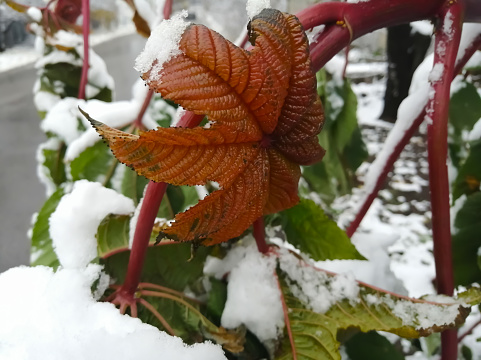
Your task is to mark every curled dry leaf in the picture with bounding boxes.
[87,9,325,245]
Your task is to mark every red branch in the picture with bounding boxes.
[133,89,154,129]
[122,181,168,294]
[276,273,297,360]
[346,32,481,238]
[428,1,463,298]
[428,3,464,360]
[78,0,89,99]
[297,0,480,72]
[163,0,173,20]
[253,217,268,254]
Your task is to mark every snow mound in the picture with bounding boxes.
[0,265,226,360]
[204,240,284,342]
[49,180,135,269]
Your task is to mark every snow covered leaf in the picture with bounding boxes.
[276,252,480,360]
[279,198,364,261]
[87,9,324,246]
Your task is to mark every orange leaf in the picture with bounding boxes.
[88,9,324,245]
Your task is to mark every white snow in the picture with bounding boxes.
[246,0,271,19]
[134,11,190,81]
[204,240,284,342]
[456,24,481,65]
[49,180,135,268]
[411,21,433,36]
[26,7,42,22]
[442,10,454,40]
[428,63,444,83]
[0,265,226,360]
[468,119,481,141]
[279,249,360,314]
[34,88,61,113]
[41,98,84,145]
[385,295,460,329]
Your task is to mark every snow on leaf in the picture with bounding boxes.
[276,250,479,360]
[85,9,324,246]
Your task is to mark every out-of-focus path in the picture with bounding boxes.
[0,33,144,272]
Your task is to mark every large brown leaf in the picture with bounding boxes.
[89,9,324,245]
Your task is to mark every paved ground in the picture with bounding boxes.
[0,33,144,272]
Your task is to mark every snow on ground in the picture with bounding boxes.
[329,71,435,299]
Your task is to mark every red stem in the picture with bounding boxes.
[428,3,464,359]
[253,217,268,254]
[133,89,154,129]
[122,181,168,294]
[78,0,89,100]
[428,0,463,298]
[163,0,173,20]
[300,0,445,72]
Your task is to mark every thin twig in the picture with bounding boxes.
[78,0,90,99]
[275,273,297,360]
[138,298,176,336]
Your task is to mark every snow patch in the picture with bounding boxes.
[204,240,284,342]
[41,98,84,145]
[135,11,190,81]
[246,0,271,19]
[26,7,42,22]
[49,180,135,268]
[0,265,226,360]
[428,63,444,83]
[468,119,481,141]
[279,250,360,314]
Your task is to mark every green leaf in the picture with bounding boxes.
[453,139,481,200]
[276,262,478,360]
[102,242,209,291]
[70,141,118,185]
[120,165,149,205]
[449,82,481,134]
[96,214,131,258]
[40,140,67,187]
[279,198,365,261]
[157,186,199,219]
[31,188,64,268]
[304,72,368,203]
[453,192,481,286]
[344,331,405,360]
[206,278,228,322]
